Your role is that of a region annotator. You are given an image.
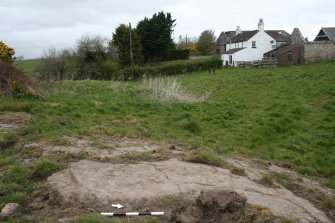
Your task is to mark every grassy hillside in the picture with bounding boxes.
[1,62,334,184]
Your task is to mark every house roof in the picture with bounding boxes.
[223,48,245,54]
[265,30,291,42]
[216,31,236,45]
[230,31,258,43]
[314,27,335,42]
[264,44,303,55]
[229,30,290,43]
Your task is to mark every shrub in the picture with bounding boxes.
[113,56,222,80]
[0,40,15,63]
[0,61,33,97]
[167,49,190,60]
[32,159,63,179]
[39,48,79,81]
[100,60,119,80]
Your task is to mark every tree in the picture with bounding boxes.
[0,41,15,63]
[137,11,176,62]
[176,35,199,55]
[76,34,108,79]
[197,30,216,55]
[76,34,107,64]
[112,24,143,67]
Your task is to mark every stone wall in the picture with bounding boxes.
[304,42,335,63]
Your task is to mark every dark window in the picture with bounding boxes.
[288,53,293,64]
[252,41,256,48]
[229,55,233,64]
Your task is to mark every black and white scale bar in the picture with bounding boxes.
[101,212,164,217]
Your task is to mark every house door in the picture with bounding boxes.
[288,53,293,64]
[229,55,233,65]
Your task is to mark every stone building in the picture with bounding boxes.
[263,28,305,66]
[305,27,335,63]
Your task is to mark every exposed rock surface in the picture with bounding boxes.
[48,159,331,223]
[0,203,21,218]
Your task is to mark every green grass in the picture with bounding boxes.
[32,159,63,179]
[13,59,40,73]
[0,62,334,186]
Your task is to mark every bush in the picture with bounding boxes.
[0,40,15,63]
[33,159,63,179]
[100,60,119,80]
[0,61,33,97]
[39,48,79,81]
[167,49,189,60]
[116,56,222,80]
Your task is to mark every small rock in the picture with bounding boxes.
[169,145,176,150]
[1,203,21,218]
[28,202,44,210]
[58,217,77,223]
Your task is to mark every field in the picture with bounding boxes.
[1,62,335,222]
[13,59,40,73]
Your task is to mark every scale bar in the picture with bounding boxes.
[101,212,164,216]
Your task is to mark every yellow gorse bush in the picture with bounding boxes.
[0,40,15,62]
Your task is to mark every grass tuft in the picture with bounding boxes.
[4,164,29,185]
[142,76,209,102]
[32,159,63,179]
[230,167,247,176]
[322,198,335,210]
[187,149,230,168]
[259,174,275,187]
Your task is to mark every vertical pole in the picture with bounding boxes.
[129,22,133,67]
[186,34,188,48]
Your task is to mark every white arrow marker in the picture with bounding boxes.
[112,203,124,209]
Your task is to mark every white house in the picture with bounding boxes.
[222,19,290,67]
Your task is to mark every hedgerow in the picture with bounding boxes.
[0,61,33,97]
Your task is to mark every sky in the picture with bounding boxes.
[0,0,334,59]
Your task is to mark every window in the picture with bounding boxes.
[288,53,293,64]
[252,41,256,48]
[229,55,233,64]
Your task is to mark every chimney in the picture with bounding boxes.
[236,26,242,35]
[258,18,264,31]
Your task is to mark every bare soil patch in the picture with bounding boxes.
[32,136,184,160]
[0,112,31,132]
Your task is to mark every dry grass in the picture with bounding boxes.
[142,76,210,103]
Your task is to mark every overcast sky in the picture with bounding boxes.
[1,0,334,59]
